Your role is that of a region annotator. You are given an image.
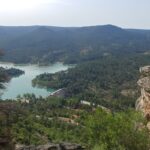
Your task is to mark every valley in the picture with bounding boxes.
[1,0,150,149]
[1,25,150,150]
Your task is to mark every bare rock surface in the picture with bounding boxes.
[15,143,84,150]
[136,66,150,120]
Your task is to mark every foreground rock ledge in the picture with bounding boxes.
[16,143,84,150]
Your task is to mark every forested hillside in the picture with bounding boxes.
[0,95,150,150]
[33,54,150,111]
[0,67,24,88]
[1,25,150,64]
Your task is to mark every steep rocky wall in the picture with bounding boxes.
[136,66,150,120]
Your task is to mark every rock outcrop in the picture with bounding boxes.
[136,66,150,120]
[15,143,84,150]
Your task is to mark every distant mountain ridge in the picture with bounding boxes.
[0,24,150,64]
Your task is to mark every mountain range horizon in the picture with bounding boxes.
[0,24,150,64]
[0,24,150,30]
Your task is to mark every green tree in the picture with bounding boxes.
[83,109,150,150]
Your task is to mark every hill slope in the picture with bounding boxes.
[0,25,150,63]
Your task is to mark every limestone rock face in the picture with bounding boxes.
[137,77,150,91]
[136,66,150,120]
[140,66,150,76]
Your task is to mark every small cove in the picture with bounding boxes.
[0,62,71,100]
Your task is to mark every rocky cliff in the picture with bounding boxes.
[136,66,150,120]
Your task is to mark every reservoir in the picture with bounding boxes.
[0,62,70,100]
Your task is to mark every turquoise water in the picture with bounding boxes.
[0,62,70,100]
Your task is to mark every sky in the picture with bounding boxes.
[0,0,149,29]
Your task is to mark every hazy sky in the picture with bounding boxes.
[0,0,149,29]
